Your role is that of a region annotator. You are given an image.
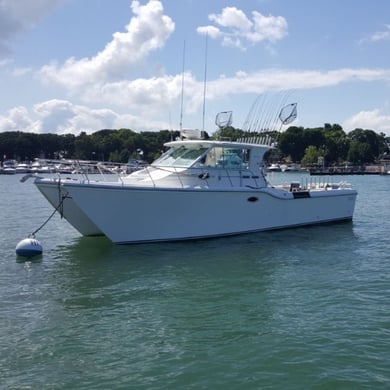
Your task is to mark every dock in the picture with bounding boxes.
[309,165,389,175]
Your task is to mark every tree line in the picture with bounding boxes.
[216,123,390,166]
[0,129,179,164]
[1,124,389,166]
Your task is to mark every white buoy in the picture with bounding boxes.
[16,238,43,258]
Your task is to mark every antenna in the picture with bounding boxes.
[179,40,186,131]
[202,33,208,132]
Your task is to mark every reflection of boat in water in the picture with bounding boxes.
[33,131,357,244]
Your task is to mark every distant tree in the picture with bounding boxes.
[301,145,324,166]
[0,131,20,160]
[323,124,348,164]
[14,132,39,161]
[303,128,326,148]
[59,134,76,158]
[324,123,343,132]
[139,130,178,162]
[347,128,381,163]
[0,125,387,166]
[74,132,95,160]
[347,140,372,164]
[278,126,306,162]
[213,126,244,141]
[38,133,62,159]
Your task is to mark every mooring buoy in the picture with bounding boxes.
[15,238,43,258]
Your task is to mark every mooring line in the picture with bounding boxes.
[29,196,67,238]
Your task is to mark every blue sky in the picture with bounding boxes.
[0,0,390,136]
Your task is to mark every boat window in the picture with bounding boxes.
[153,146,208,167]
[204,147,249,169]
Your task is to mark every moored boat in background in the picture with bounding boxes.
[15,162,31,174]
[2,160,17,175]
[266,163,282,172]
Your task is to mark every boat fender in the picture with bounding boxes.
[15,238,43,258]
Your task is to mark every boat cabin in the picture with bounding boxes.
[154,140,271,174]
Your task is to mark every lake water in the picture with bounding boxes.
[0,173,389,389]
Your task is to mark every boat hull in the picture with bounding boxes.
[62,182,357,244]
[35,178,103,236]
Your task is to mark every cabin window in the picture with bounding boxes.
[204,147,249,169]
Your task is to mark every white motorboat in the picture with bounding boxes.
[33,175,103,236]
[280,163,302,172]
[30,159,54,174]
[266,163,282,172]
[2,160,17,174]
[15,162,31,174]
[33,131,357,244]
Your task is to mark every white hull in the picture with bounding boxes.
[33,133,358,245]
[35,179,103,236]
[62,182,356,244]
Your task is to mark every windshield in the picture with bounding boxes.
[153,146,208,168]
[153,145,250,169]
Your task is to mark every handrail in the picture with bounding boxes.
[145,166,156,188]
[42,161,266,190]
[141,165,263,189]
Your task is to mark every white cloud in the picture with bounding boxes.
[0,0,65,56]
[370,25,390,42]
[34,99,163,134]
[0,99,169,135]
[197,6,288,50]
[74,71,201,118]
[196,25,222,40]
[343,109,390,134]
[0,106,38,132]
[2,67,390,135]
[251,11,288,43]
[359,24,390,45]
[202,68,390,101]
[39,0,175,88]
[209,7,252,31]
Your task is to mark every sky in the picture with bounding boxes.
[0,0,390,137]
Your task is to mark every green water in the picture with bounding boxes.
[0,174,389,389]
